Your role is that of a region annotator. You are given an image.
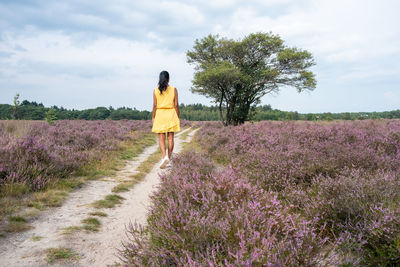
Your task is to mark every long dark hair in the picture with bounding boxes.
[158,70,169,95]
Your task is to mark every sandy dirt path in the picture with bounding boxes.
[0,127,198,267]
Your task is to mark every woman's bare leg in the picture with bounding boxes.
[158,133,166,158]
[167,132,174,159]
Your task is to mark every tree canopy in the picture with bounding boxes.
[186,32,317,125]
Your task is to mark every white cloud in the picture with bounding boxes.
[0,29,208,109]
[147,31,164,43]
[208,0,400,91]
[199,0,237,9]
[383,91,400,105]
[216,0,400,62]
[159,1,205,25]
[70,13,111,28]
[338,66,399,82]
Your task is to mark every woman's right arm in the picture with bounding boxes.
[152,91,157,123]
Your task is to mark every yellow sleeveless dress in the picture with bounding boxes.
[152,85,180,133]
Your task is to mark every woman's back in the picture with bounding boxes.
[152,83,180,134]
[154,85,175,109]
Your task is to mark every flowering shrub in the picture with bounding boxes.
[121,119,400,266]
[302,168,400,265]
[197,120,400,191]
[120,152,327,266]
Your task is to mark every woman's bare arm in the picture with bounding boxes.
[174,87,180,119]
[152,91,157,123]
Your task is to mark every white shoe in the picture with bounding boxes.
[166,160,172,168]
[159,156,169,169]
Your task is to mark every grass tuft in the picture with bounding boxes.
[61,226,82,235]
[53,178,85,192]
[4,220,33,232]
[29,190,69,208]
[9,216,27,222]
[46,247,80,264]
[31,235,44,241]
[89,211,107,217]
[92,194,125,209]
[21,209,40,219]
[0,183,30,197]
[81,217,101,232]
[29,201,45,211]
[111,182,134,193]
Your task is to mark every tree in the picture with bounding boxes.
[13,93,20,119]
[186,32,316,125]
[45,108,58,125]
[343,112,351,120]
[306,113,314,121]
[324,112,334,121]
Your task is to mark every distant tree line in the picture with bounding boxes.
[0,98,399,122]
[0,100,152,120]
[251,105,400,121]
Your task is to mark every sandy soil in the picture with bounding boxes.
[0,127,197,267]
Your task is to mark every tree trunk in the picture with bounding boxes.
[226,89,239,125]
[226,103,231,125]
[218,95,226,126]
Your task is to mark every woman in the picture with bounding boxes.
[152,70,180,169]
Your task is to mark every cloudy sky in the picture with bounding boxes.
[0,0,399,113]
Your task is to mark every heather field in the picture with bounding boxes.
[0,119,191,232]
[0,120,153,191]
[120,119,400,266]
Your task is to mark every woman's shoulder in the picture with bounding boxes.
[167,85,177,92]
[168,85,177,91]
